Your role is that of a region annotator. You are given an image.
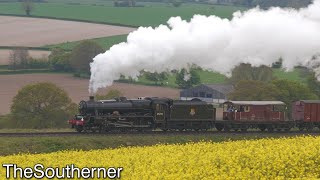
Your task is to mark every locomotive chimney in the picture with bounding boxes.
[89,96,94,101]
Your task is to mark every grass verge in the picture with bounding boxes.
[0,133,307,156]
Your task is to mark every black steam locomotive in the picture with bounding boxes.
[70,96,215,132]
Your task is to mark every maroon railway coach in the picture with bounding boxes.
[214,101,293,132]
[292,100,320,131]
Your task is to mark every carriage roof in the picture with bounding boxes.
[224,101,285,106]
[296,100,320,104]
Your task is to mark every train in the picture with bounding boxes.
[68,96,320,133]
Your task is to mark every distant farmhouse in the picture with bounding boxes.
[180,84,234,103]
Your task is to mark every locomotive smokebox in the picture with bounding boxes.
[89,96,94,101]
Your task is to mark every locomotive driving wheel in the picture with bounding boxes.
[75,125,83,133]
[215,124,224,131]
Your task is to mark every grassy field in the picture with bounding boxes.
[0,133,309,156]
[135,68,305,88]
[273,68,307,83]
[136,70,227,88]
[0,2,245,27]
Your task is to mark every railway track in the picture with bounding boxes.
[0,130,320,137]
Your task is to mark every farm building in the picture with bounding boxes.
[180,84,234,103]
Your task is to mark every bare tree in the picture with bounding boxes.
[9,47,30,69]
[22,0,34,16]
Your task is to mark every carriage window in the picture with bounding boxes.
[206,94,212,98]
[199,92,205,97]
[223,104,229,111]
[273,105,284,112]
[245,106,250,112]
[193,92,198,97]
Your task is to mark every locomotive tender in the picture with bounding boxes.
[69,96,320,133]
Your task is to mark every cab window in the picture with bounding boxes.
[75,115,83,120]
[156,104,164,111]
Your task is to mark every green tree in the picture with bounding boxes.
[95,89,123,100]
[272,79,318,115]
[22,0,34,16]
[228,80,280,100]
[175,68,200,89]
[144,71,168,85]
[70,40,104,74]
[229,63,273,84]
[306,72,320,98]
[48,48,72,72]
[11,82,77,128]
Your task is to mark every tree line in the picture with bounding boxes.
[1,62,319,129]
[226,63,320,117]
[8,40,104,76]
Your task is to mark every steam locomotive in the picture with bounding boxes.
[71,96,215,132]
[69,96,320,133]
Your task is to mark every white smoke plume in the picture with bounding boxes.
[89,0,320,94]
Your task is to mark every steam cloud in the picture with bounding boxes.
[89,0,320,94]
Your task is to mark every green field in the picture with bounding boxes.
[272,68,307,83]
[44,35,128,51]
[0,2,245,27]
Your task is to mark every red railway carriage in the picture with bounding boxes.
[292,100,320,130]
[223,101,286,121]
[215,101,292,132]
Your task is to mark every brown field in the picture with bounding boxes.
[0,74,180,115]
[0,16,135,46]
[0,50,51,65]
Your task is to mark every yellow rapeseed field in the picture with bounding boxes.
[1,136,320,179]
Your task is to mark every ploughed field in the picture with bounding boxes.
[0,16,135,47]
[0,74,179,115]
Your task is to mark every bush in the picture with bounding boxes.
[27,58,49,69]
[48,48,72,72]
[0,115,15,129]
[171,0,183,7]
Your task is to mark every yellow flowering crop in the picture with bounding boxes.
[1,136,320,179]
